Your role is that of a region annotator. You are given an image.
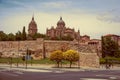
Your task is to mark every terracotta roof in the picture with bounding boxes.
[104,34,119,37]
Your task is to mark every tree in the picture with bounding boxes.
[0,52,2,58]
[0,31,8,41]
[63,50,79,68]
[22,26,27,40]
[8,33,15,41]
[62,35,74,41]
[50,50,63,67]
[15,31,22,41]
[102,36,120,58]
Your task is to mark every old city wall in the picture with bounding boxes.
[0,38,100,68]
[0,38,44,57]
[80,53,100,68]
[44,40,72,57]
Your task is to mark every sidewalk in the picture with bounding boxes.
[0,64,85,72]
[0,64,120,72]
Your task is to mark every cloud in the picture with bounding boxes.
[1,10,120,39]
[97,8,120,23]
[42,1,72,9]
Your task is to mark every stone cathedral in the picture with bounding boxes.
[46,17,80,40]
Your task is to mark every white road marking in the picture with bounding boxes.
[0,71,18,76]
[80,78,107,80]
[96,74,119,79]
[24,69,52,72]
[14,71,24,74]
[54,71,64,73]
[109,77,117,79]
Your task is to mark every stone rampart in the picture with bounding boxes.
[0,38,100,68]
[80,53,100,68]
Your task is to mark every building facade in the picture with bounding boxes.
[46,17,80,40]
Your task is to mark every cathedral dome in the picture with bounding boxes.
[28,16,37,35]
[57,17,65,27]
[29,16,37,29]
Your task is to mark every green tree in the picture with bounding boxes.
[63,50,79,68]
[62,35,74,41]
[0,52,2,58]
[15,31,22,41]
[102,36,120,58]
[0,31,8,41]
[50,50,63,67]
[22,26,27,40]
[8,33,15,41]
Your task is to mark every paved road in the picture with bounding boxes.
[0,68,120,80]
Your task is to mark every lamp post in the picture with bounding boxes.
[25,43,28,69]
[25,48,28,69]
[78,35,80,68]
[17,41,20,67]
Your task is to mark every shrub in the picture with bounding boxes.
[50,50,63,67]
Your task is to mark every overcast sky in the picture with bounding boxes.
[0,0,120,39]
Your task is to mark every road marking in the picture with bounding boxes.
[0,71,18,76]
[54,71,64,73]
[24,69,52,72]
[109,77,117,79]
[14,71,24,74]
[80,78,107,80]
[96,74,119,78]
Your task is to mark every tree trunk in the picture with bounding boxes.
[70,62,72,68]
[57,62,59,68]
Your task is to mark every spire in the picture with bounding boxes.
[78,29,80,33]
[60,16,62,20]
[32,14,34,21]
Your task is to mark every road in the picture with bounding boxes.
[0,68,120,80]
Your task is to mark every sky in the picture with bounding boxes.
[0,0,120,39]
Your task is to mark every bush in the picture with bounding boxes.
[63,50,79,68]
[50,50,63,67]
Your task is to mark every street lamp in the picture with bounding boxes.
[78,34,80,68]
[17,41,20,67]
[25,43,28,69]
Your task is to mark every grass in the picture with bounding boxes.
[0,57,70,64]
[100,57,120,64]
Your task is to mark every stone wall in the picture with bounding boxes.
[80,53,100,68]
[44,40,71,57]
[0,38,44,57]
[0,38,100,68]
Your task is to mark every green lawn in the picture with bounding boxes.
[0,57,70,64]
[100,57,120,64]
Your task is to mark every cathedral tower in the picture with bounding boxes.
[28,16,37,35]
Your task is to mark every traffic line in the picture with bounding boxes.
[109,77,117,79]
[14,71,24,74]
[23,69,52,72]
[80,78,108,80]
[0,71,18,77]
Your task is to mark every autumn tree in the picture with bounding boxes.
[63,50,79,68]
[50,50,63,67]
